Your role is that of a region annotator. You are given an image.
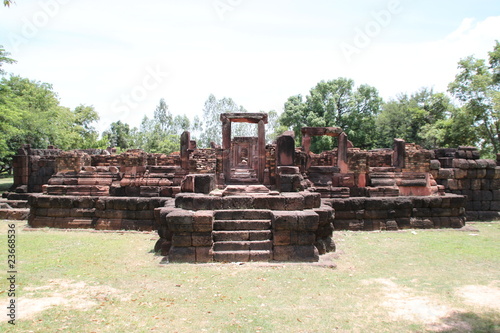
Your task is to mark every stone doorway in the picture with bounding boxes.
[220,113,268,185]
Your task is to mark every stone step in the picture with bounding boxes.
[227,178,259,185]
[213,240,273,252]
[213,230,272,242]
[2,192,30,201]
[213,250,272,262]
[369,167,396,173]
[214,209,271,221]
[313,187,350,198]
[0,200,29,209]
[221,185,270,196]
[213,220,271,231]
[0,208,29,220]
[366,186,400,197]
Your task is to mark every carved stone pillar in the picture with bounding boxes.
[257,119,266,183]
[393,138,406,170]
[302,134,311,155]
[180,131,190,172]
[338,132,348,173]
[221,115,232,183]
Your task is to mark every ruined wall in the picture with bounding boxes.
[327,195,466,231]
[28,194,170,230]
[12,145,61,193]
[189,149,216,174]
[431,147,500,220]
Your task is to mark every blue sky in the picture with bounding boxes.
[1,0,499,133]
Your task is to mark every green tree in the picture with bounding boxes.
[0,46,16,76]
[137,99,187,154]
[376,88,453,148]
[280,78,382,151]
[448,41,500,155]
[198,94,250,148]
[265,109,287,143]
[0,75,101,172]
[103,120,133,150]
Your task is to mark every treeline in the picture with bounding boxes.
[281,41,500,156]
[0,42,499,173]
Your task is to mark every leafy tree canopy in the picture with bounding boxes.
[280,78,382,152]
[448,41,500,155]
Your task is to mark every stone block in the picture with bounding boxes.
[191,233,212,247]
[195,247,212,263]
[363,209,389,219]
[470,179,482,190]
[272,211,297,230]
[450,217,465,228]
[193,210,213,232]
[481,179,492,190]
[491,201,500,211]
[430,160,441,170]
[273,230,291,245]
[297,211,319,231]
[300,192,321,209]
[348,220,365,231]
[314,206,335,227]
[437,169,454,179]
[493,190,500,201]
[334,210,357,219]
[412,207,431,217]
[273,245,318,262]
[169,247,196,263]
[191,196,219,211]
[172,233,193,247]
[265,196,287,210]
[29,216,55,228]
[452,159,469,169]
[73,208,96,218]
[47,208,72,218]
[221,196,253,210]
[395,218,411,229]
[290,231,316,245]
[393,208,412,218]
[283,193,305,210]
[410,218,433,229]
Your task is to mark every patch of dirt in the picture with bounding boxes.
[363,278,478,332]
[456,284,500,310]
[363,278,453,323]
[18,279,125,320]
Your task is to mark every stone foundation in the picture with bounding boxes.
[28,194,171,230]
[326,194,466,231]
[155,191,335,263]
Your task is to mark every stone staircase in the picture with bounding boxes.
[0,192,30,220]
[211,210,273,262]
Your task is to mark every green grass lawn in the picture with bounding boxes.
[0,176,13,193]
[0,221,499,332]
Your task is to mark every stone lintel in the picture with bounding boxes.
[220,113,268,124]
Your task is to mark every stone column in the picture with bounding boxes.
[276,135,295,166]
[302,134,311,155]
[257,119,266,183]
[180,131,190,172]
[338,132,349,173]
[221,116,232,183]
[393,138,406,170]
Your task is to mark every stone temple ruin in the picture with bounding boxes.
[2,112,500,263]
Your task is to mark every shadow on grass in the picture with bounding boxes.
[429,311,500,332]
